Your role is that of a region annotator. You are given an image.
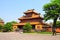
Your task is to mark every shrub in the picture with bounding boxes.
[0,25,3,32]
[3,22,13,32]
[23,22,32,33]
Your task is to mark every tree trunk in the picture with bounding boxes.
[52,15,58,35]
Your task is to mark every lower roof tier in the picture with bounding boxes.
[13,22,43,26]
[13,22,51,28]
[18,16,43,20]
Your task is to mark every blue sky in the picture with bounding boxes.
[0,0,52,23]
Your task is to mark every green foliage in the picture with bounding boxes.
[10,21,18,24]
[0,25,3,32]
[43,2,60,21]
[49,21,60,27]
[3,21,18,32]
[3,22,13,32]
[56,21,60,27]
[23,22,32,32]
[43,0,60,33]
[51,0,60,3]
[43,0,60,27]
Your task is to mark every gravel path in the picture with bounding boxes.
[0,32,60,40]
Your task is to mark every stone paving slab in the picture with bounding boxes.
[0,32,60,40]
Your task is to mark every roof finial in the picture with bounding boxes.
[32,9,34,12]
[32,9,34,10]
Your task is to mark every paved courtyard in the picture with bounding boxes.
[0,32,60,40]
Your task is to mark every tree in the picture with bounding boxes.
[51,0,60,3]
[3,22,13,32]
[3,21,18,32]
[49,21,60,28]
[23,22,32,32]
[56,21,60,27]
[10,21,18,24]
[0,25,3,32]
[51,0,60,19]
[43,0,60,35]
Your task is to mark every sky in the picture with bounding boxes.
[0,0,52,23]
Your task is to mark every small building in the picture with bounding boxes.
[43,23,60,33]
[0,19,4,26]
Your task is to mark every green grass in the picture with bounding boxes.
[38,32,52,34]
[23,32,52,34]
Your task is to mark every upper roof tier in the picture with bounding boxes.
[24,9,39,15]
[18,9,44,20]
[18,15,43,20]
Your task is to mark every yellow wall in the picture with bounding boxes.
[35,24,43,30]
[13,25,17,31]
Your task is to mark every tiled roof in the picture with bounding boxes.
[18,15,43,20]
[13,22,41,26]
[24,9,39,14]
